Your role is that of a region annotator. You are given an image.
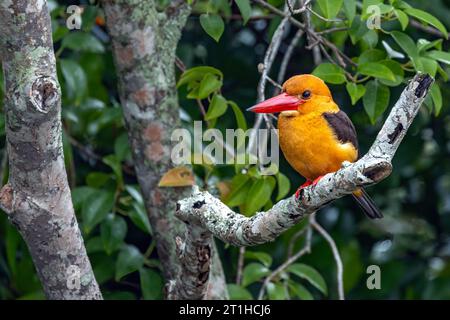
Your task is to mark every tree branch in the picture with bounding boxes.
[102,0,228,300]
[0,0,101,299]
[173,74,433,298]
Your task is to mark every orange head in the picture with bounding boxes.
[247,74,333,114]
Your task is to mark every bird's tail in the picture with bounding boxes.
[351,188,383,219]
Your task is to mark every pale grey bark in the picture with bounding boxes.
[166,226,212,300]
[102,0,228,299]
[175,73,432,273]
[0,0,101,299]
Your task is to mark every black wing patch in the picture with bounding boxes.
[323,111,359,152]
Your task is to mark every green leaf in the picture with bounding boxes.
[228,101,248,130]
[82,189,114,233]
[358,49,386,64]
[125,185,144,205]
[242,263,270,287]
[236,0,252,25]
[103,154,124,187]
[287,263,328,295]
[358,62,396,81]
[390,31,421,69]
[362,0,382,17]
[205,94,228,120]
[267,282,286,300]
[343,0,356,24]
[244,251,273,267]
[378,60,404,86]
[59,59,87,103]
[198,74,223,99]
[361,29,378,49]
[177,66,223,88]
[417,57,438,78]
[72,186,96,211]
[430,83,442,116]
[101,214,127,255]
[288,281,314,300]
[114,133,131,162]
[6,226,20,275]
[140,268,163,300]
[437,64,448,82]
[115,245,144,281]
[390,31,418,57]
[341,241,363,293]
[317,0,343,19]
[349,16,369,44]
[200,14,225,42]
[86,237,104,254]
[363,80,390,124]
[91,253,115,285]
[276,172,290,201]
[130,203,152,235]
[426,50,450,65]
[86,172,111,188]
[62,32,105,53]
[394,9,408,30]
[404,8,448,38]
[224,173,251,207]
[417,39,442,53]
[312,63,346,84]
[227,284,253,300]
[242,176,276,215]
[346,82,366,105]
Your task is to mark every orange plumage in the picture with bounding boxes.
[248,74,382,219]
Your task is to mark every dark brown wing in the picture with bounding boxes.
[323,110,359,154]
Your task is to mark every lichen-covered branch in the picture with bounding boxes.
[0,0,101,299]
[102,0,228,299]
[176,73,433,247]
[166,226,212,300]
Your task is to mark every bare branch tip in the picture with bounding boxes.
[413,73,434,98]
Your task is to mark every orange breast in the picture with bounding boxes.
[278,111,358,180]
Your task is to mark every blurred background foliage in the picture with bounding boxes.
[1,0,450,300]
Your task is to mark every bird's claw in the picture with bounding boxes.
[295,176,324,200]
[295,180,312,199]
[312,175,324,186]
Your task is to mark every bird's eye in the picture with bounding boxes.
[302,90,311,99]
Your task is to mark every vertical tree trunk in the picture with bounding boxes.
[103,0,228,299]
[0,0,102,300]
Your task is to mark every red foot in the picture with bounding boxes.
[312,175,324,186]
[295,180,312,199]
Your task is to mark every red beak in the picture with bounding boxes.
[247,93,301,113]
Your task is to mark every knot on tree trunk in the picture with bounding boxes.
[29,76,60,114]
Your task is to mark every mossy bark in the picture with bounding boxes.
[103,0,228,299]
[0,0,101,299]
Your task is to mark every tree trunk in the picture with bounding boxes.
[0,0,102,300]
[102,0,228,299]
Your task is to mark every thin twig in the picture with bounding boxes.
[307,7,342,23]
[276,28,304,89]
[410,19,448,39]
[316,26,348,35]
[301,0,322,65]
[248,3,290,154]
[287,0,310,15]
[236,247,246,285]
[310,216,344,300]
[257,216,313,300]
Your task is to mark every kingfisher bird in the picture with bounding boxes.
[248,74,382,219]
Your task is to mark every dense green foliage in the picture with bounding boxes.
[1,0,450,300]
